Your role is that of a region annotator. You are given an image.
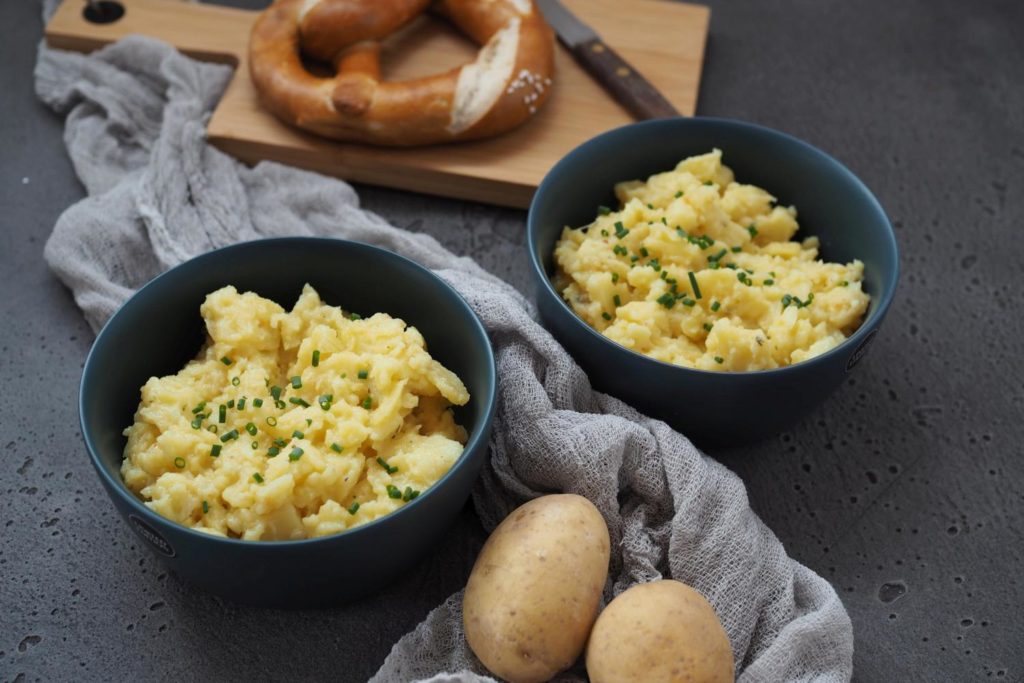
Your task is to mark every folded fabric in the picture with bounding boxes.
[35,19,853,682]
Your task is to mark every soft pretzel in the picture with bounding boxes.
[249,0,556,146]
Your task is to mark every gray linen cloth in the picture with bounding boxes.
[35,25,854,683]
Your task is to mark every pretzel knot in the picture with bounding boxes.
[249,0,556,146]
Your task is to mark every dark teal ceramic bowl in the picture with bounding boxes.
[528,118,899,446]
[80,237,496,607]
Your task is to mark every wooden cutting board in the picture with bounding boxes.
[46,0,709,208]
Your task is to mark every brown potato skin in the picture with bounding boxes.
[463,494,610,683]
[586,580,734,683]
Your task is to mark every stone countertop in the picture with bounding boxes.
[2,0,1022,680]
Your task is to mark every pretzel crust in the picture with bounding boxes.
[249,0,556,146]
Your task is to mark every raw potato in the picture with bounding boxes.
[463,494,610,683]
[586,579,734,683]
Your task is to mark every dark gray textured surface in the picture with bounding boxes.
[2,0,1022,680]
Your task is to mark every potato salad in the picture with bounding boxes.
[121,284,469,540]
[554,149,870,371]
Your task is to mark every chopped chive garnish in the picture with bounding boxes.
[661,217,668,225]
[681,298,696,307]
[289,397,310,407]
[613,294,622,307]
[709,249,727,262]
[218,405,227,423]
[290,376,302,389]
[687,272,702,299]
[656,293,677,309]
[402,486,419,502]
[639,247,649,257]
[245,422,257,436]
[220,357,233,366]
[687,234,715,250]
[649,258,661,272]
[711,301,721,312]
[330,443,343,453]
[601,312,612,321]
[226,399,235,409]
[191,416,203,430]
[319,394,333,411]
[597,205,611,215]
[211,444,222,458]
[253,472,264,484]
[614,222,629,239]
[703,322,714,332]
[612,245,628,256]
[202,500,209,514]
[289,447,303,461]
[747,224,758,237]
[274,400,286,410]
[646,203,654,210]
[348,312,362,321]
[231,377,240,387]
[376,456,398,474]
[347,502,360,515]
[703,180,713,186]
[270,386,282,401]
[601,229,609,236]
[357,369,368,380]
[292,430,304,440]
[714,356,724,364]
[305,418,312,427]
[191,402,206,414]
[174,456,186,469]
[611,272,620,284]
[764,279,775,286]
[311,350,320,367]
[237,397,246,410]
[674,190,683,198]
[386,484,402,500]
[362,397,372,409]
[839,280,849,287]
[725,263,738,270]
[207,425,218,434]
[265,416,277,426]
[251,440,259,449]
[731,246,742,253]
[273,437,287,448]
[267,446,280,457]
[253,398,264,408]
[220,429,239,443]
[782,294,794,308]
[630,254,639,263]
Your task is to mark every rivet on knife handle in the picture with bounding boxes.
[572,38,679,120]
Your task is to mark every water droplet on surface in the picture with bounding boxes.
[878,581,907,603]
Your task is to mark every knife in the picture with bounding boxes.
[536,0,680,120]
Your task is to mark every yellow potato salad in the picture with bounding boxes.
[121,285,469,541]
[554,149,870,371]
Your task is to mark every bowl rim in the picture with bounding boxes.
[79,236,498,548]
[527,116,900,379]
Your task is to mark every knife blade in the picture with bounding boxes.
[536,0,680,120]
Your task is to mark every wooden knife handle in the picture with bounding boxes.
[571,38,680,120]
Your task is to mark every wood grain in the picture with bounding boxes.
[45,0,710,207]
